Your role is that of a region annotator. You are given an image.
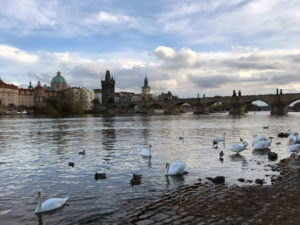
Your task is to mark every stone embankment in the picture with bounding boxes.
[88,157,300,225]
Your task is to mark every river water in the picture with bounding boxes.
[0,112,299,224]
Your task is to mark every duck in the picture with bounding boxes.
[178,132,184,140]
[253,139,272,151]
[35,191,69,214]
[94,172,106,180]
[219,151,224,157]
[165,161,186,176]
[213,133,225,145]
[78,150,85,155]
[141,144,152,157]
[130,173,142,186]
[263,125,269,129]
[288,144,300,152]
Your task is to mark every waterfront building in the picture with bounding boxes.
[101,70,115,105]
[19,82,34,107]
[0,79,19,107]
[63,87,94,111]
[158,91,177,100]
[114,92,121,104]
[51,71,68,91]
[93,89,102,104]
[81,87,94,110]
[131,94,141,103]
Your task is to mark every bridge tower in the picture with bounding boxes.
[101,70,115,105]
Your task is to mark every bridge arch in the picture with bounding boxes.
[125,103,137,114]
[287,99,300,112]
[205,100,230,113]
[148,103,164,114]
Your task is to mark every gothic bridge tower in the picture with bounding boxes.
[101,70,115,105]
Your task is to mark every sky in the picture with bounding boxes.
[0,0,300,97]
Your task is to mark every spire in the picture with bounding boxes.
[57,71,61,76]
[37,81,41,86]
[144,75,148,86]
[105,70,111,81]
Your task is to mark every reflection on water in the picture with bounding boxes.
[0,112,299,224]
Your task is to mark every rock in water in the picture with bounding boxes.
[207,176,225,184]
[255,179,265,185]
[268,152,278,161]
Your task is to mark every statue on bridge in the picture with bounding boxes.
[232,90,237,97]
[238,90,241,96]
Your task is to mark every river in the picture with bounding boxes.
[0,112,299,224]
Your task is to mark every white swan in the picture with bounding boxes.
[166,161,186,175]
[213,133,225,145]
[288,144,300,152]
[141,145,152,157]
[253,140,271,151]
[240,138,248,147]
[35,191,69,214]
[252,135,267,146]
[229,143,246,154]
[179,132,184,140]
[289,133,300,145]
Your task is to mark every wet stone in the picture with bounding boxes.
[139,211,156,220]
[136,219,155,225]
[150,213,169,221]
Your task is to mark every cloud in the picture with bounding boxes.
[0,45,38,63]
[153,46,200,69]
[1,44,300,97]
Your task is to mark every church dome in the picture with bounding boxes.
[51,71,67,84]
[51,71,67,91]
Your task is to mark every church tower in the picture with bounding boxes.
[101,70,115,105]
[142,76,150,101]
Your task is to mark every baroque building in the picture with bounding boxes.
[51,71,67,91]
[101,70,115,104]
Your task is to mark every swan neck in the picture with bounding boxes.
[36,195,42,212]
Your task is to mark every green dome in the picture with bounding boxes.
[51,71,67,84]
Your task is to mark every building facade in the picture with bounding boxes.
[0,79,19,107]
[93,89,102,104]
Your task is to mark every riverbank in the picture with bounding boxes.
[91,156,300,225]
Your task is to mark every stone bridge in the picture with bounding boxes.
[114,93,300,116]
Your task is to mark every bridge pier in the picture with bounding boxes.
[193,104,209,115]
[229,98,246,115]
[270,103,288,116]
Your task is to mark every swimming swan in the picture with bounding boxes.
[166,161,186,176]
[141,145,152,157]
[35,191,69,214]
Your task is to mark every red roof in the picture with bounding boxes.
[0,80,18,89]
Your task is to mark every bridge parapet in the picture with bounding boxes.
[115,93,300,115]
